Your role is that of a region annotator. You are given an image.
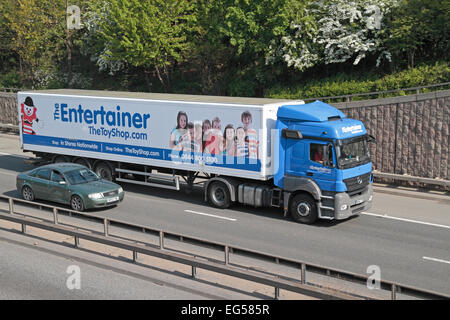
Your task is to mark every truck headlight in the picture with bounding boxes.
[340,204,348,211]
[88,193,104,199]
[369,195,373,201]
[118,187,123,193]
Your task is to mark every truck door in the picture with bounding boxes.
[285,139,336,190]
[305,141,336,190]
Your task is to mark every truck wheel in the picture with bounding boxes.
[22,185,35,201]
[94,162,113,181]
[289,194,318,224]
[208,182,231,209]
[70,195,85,212]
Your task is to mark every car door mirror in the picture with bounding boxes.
[59,181,66,185]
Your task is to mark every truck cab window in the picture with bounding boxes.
[310,143,325,165]
[310,143,334,167]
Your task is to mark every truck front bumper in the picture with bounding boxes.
[334,184,373,220]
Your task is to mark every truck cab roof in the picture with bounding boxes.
[278,100,367,140]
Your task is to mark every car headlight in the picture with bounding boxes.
[118,187,123,193]
[340,204,348,211]
[88,192,104,199]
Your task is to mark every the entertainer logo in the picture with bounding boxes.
[53,103,150,141]
[342,124,363,135]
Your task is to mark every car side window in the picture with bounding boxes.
[51,170,65,183]
[36,168,51,180]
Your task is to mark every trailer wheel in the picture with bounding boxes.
[208,181,231,209]
[53,155,69,163]
[94,162,113,181]
[289,193,318,224]
[73,157,91,169]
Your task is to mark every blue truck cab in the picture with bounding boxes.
[274,101,374,224]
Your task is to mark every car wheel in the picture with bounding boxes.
[22,185,35,201]
[289,193,318,224]
[208,181,231,209]
[70,195,85,212]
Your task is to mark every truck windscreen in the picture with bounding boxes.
[336,136,370,169]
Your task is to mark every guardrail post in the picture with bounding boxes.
[9,198,14,214]
[192,266,197,278]
[74,236,79,248]
[21,223,26,234]
[133,251,138,263]
[159,231,164,249]
[104,219,109,237]
[274,287,280,300]
[224,246,229,265]
[53,207,58,225]
[391,284,397,300]
[301,263,306,284]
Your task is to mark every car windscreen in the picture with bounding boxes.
[336,136,370,169]
[64,168,100,185]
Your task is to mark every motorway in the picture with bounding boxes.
[0,132,449,298]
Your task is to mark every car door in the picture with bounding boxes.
[33,168,52,199]
[48,170,69,204]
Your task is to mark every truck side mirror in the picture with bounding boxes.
[324,143,335,168]
[368,134,377,144]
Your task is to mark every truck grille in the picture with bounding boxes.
[344,173,370,194]
[103,190,118,197]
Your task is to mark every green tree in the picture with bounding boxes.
[95,0,197,92]
[383,0,450,68]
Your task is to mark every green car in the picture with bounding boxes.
[16,163,124,211]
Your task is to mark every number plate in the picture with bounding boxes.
[107,196,119,203]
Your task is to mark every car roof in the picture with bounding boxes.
[34,162,87,173]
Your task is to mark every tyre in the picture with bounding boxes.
[94,162,113,181]
[53,155,68,163]
[73,157,91,169]
[289,193,318,224]
[207,181,231,209]
[70,195,85,212]
[22,185,35,201]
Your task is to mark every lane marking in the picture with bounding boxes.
[362,212,450,230]
[0,152,29,159]
[423,256,450,265]
[184,210,236,222]
[0,170,17,177]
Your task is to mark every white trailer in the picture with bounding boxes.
[18,90,299,190]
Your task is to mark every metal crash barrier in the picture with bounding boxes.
[0,195,449,300]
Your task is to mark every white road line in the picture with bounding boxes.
[0,170,16,177]
[0,152,29,158]
[184,209,236,222]
[423,256,450,265]
[362,212,450,230]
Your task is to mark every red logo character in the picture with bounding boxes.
[21,97,39,135]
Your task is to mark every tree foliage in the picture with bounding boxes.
[94,0,197,91]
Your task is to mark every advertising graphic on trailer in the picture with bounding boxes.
[18,93,268,174]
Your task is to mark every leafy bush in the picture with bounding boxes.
[265,61,450,100]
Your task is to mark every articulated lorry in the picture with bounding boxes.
[18,90,374,224]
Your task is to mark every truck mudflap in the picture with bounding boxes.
[333,184,373,220]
